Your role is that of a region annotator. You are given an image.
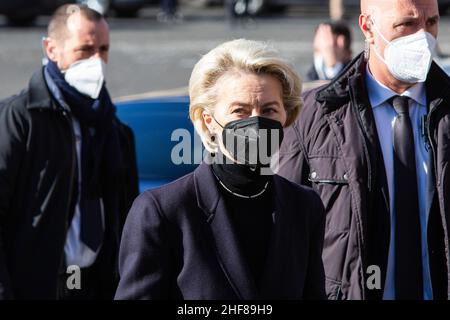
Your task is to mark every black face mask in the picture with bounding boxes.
[214,116,284,169]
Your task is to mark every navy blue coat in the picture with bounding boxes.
[115,162,326,300]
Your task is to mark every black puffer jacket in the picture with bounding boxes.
[278,53,450,300]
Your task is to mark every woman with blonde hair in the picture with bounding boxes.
[115,39,326,300]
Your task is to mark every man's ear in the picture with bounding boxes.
[43,37,58,62]
[359,14,375,45]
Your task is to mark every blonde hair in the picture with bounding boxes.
[189,39,303,153]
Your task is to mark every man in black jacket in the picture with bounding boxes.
[0,4,138,299]
[279,0,450,299]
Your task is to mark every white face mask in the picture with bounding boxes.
[64,57,106,99]
[371,21,437,83]
[314,54,344,80]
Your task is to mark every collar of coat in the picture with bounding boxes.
[26,67,61,111]
[315,52,450,114]
[192,162,306,299]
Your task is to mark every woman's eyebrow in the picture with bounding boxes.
[226,101,281,110]
[228,102,252,108]
[261,101,282,108]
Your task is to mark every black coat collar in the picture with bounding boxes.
[26,67,59,111]
[193,162,293,299]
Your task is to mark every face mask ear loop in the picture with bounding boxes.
[369,18,390,66]
[210,115,225,148]
[370,18,390,44]
[212,115,225,129]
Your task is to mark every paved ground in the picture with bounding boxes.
[1,5,450,100]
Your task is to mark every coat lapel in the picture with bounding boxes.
[259,176,300,299]
[194,162,258,300]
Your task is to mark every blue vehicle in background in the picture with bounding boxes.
[116,92,200,192]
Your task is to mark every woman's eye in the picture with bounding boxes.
[231,108,246,114]
[263,107,276,114]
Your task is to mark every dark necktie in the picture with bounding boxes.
[79,124,104,252]
[392,96,423,300]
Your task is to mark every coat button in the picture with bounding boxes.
[310,171,317,179]
[343,173,348,180]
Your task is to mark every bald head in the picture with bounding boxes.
[361,0,439,16]
[361,0,401,17]
[48,4,104,44]
[44,4,110,71]
[360,0,368,13]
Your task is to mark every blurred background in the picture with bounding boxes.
[1,0,450,100]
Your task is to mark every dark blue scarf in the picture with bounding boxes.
[46,59,115,128]
[46,59,122,193]
[46,60,122,250]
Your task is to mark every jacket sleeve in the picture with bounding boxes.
[114,191,172,300]
[277,122,311,187]
[303,190,326,300]
[0,100,29,299]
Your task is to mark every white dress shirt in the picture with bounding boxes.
[365,66,433,300]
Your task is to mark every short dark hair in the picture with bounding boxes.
[48,4,104,42]
[319,21,352,52]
